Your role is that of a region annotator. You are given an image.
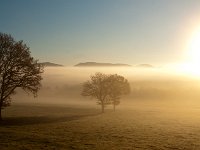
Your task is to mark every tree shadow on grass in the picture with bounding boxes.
[0,113,101,126]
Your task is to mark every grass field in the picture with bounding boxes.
[1,102,200,150]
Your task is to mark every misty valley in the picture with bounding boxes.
[1,67,200,149]
[2,0,200,149]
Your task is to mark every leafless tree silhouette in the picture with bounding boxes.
[107,74,130,111]
[82,72,130,112]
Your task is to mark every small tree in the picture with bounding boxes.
[81,72,130,112]
[0,33,43,121]
[81,72,110,113]
[108,74,130,111]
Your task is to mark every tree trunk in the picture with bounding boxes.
[0,100,2,122]
[0,108,2,122]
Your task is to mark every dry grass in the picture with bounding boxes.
[1,102,200,150]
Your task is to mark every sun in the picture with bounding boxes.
[176,27,200,76]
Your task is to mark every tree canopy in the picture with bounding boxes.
[0,33,43,120]
[82,72,130,112]
[107,74,130,111]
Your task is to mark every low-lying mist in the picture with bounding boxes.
[13,67,200,109]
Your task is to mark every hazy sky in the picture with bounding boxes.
[1,0,200,66]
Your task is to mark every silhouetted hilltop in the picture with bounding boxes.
[136,64,154,68]
[40,62,63,67]
[75,62,131,67]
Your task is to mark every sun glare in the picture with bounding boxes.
[187,27,200,63]
[177,27,200,76]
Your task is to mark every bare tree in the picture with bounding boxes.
[81,72,110,113]
[81,72,130,112]
[0,33,43,121]
[108,74,130,111]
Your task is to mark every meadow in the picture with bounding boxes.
[1,102,200,150]
[1,67,200,149]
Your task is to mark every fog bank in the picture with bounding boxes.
[13,67,200,108]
